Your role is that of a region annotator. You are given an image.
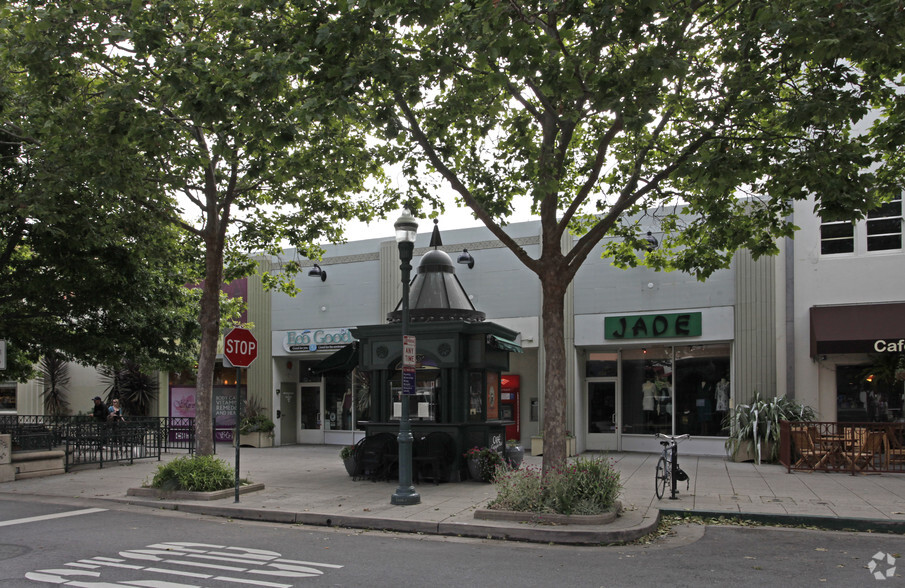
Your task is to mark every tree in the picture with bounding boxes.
[335,0,904,471]
[40,352,70,416]
[4,1,390,454]
[0,50,201,379]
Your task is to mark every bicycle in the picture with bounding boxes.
[655,433,690,500]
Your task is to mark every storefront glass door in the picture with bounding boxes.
[586,379,618,451]
[298,383,323,444]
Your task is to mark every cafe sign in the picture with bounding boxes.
[605,312,702,340]
[282,328,355,353]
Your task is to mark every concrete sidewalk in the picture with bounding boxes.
[2,445,905,544]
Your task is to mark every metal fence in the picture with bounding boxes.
[780,420,905,475]
[0,415,195,472]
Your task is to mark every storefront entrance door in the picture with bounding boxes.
[586,379,618,451]
[299,383,323,444]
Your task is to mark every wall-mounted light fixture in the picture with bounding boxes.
[457,248,475,269]
[275,388,281,396]
[308,264,327,282]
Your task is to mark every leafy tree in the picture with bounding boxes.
[334,0,905,471]
[3,1,389,453]
[0,51,201,379]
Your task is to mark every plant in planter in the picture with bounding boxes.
[238,412,275,447]
[340,444,357,476]
[723,393,816,464]
[505,439,524,469]
[464,446,505,482]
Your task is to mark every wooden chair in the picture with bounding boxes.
[852,431,884,473]
[791,429,825,470]
[884,429,905,471]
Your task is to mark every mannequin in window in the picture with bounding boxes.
[715,378,729,413]
[642,379,657,428]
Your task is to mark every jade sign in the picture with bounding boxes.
[605,312,702,340]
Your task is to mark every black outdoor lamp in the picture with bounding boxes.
[457,248,475,269]
[308,264,327,282]
[391,209,421,506]
[644,231,659,252]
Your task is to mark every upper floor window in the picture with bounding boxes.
[867,194,902,251]
[821,193,902,255]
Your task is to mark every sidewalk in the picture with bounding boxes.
[3,445,905,544]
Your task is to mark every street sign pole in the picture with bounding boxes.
[235,366,241,503]
[223,327,258,504]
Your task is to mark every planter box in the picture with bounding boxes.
[237,432,273,448]
[530,436,577,457]
[732,440,773,463]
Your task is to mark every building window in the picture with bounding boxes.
[821,193,903,255]
[0,381,16,411]
[820,221,855,254]
[867,194,903,251]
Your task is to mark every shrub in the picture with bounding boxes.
[239,414,275,435]
[488,457,622,515]
[723,393,816,464]
[339,445,355,460]
[150,455,236,492]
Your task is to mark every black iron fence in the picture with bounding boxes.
[0,415,195,471]
[780,420,905,475]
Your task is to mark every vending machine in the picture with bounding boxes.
[500,374,520,442]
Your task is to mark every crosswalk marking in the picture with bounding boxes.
[0,507,107,527]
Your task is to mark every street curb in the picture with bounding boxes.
[114,497,661,545]
[125,483,265,501]
[659,508,905,534]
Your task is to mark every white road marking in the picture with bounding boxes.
[212,576,291,588]
[0,508,107,527]
[28,542,343,586]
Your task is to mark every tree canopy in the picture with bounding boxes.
[3,0,391,449]
[330,0,905,470]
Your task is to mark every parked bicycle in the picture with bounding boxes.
[655,433,690,500]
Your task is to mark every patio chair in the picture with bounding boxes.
[885,429,905,471]
[852,431,885,473]
[791,429,825,470]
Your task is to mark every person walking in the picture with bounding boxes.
[92,396,107,422]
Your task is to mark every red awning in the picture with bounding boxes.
[810,303,905,357]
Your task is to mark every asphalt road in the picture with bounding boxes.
[1,497,903,587]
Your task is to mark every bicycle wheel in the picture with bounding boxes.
[655,455,669,499]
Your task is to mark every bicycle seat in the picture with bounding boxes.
[659,441,670,447]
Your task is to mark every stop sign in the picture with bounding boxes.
[224,328,258,368]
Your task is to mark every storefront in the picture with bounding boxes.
[271,327,368,447]
[577,306,735,456]
[810,303,905,423]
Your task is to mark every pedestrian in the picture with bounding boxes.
[92,396,107,422]
[108,398,125,422]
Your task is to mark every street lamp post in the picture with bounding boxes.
[391,210,421,506]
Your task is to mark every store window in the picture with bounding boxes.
[0,381,16,412]
[621,345,730,437]
[836,362,904,423]
[324,369,371,431]
[389,359,440,422]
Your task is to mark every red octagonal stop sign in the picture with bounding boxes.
[224,328,258,368]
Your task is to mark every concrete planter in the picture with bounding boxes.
[474,501,621,525]
[237,432,273,448]
[530,436,577,457]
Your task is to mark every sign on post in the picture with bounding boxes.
[224,328,258,368]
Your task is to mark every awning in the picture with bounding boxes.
[810,303,905,357]
[487,334,523,353]
[312,342,359,374]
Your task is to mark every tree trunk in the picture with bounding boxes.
[541,277,568,474]
[194,224,226,456]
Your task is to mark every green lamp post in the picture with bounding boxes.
[391,209,421,506]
